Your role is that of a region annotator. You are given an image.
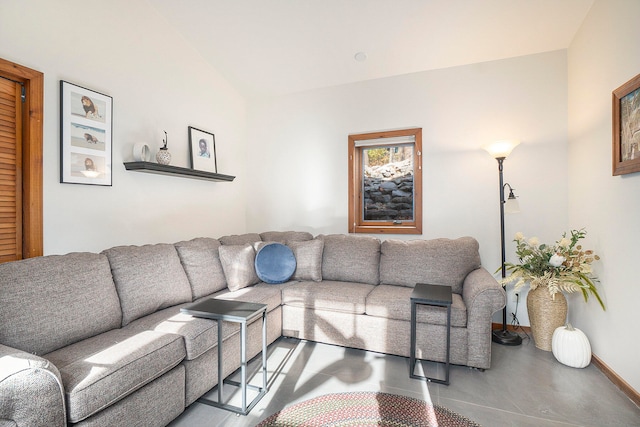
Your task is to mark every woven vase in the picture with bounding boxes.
[527,286,567,351]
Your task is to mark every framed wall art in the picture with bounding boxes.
[60,81,112,185]
[612,73,640,176]
[188,126,217,173]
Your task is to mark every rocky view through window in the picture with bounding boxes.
[362,145,414,222]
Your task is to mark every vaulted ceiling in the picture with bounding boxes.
[149,0,594,98]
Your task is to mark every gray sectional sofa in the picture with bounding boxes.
[0,231,504,427]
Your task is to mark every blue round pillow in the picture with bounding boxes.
[255,243,297,284]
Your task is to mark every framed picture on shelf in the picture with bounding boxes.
[60,81,113,185]
[188,126,217,173]
[612,72,640,176]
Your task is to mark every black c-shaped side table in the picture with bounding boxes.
[409,283,452,385]
[181,298,268,415]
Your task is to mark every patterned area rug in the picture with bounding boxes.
[256,391,482,427]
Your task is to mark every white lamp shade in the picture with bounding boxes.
[504,198,520,214]
[483,140,520,159]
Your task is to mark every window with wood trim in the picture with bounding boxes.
[348,128,422,234]
[0,58,43,262]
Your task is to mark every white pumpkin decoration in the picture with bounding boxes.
[552,323,592,368]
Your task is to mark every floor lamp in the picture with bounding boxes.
[483,140,523,346]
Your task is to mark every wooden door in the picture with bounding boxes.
[0,77,23,262]
[0,58,43,262]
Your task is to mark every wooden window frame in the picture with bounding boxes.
[0,58,43,259]
[348,128,422,235]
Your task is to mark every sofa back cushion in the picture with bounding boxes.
[289,239,324,282]
[0,253,122,355]
[318,234,380,285]
[175,237,227,299]
[379,237,481,294]
[103,244,193,326]
[218,233,262,246]
[259,231,313,244]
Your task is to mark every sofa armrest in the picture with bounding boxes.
[461,267,506,369]
[0,344,66,427]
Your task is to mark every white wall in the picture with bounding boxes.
[0,0,248,254]
[247,51,570,323]
[568,0,640,393]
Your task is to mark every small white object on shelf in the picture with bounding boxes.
[133,143,151,162]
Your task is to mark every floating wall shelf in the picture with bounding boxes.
[123,162,235,182]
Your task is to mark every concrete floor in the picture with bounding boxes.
[168,336,640,427]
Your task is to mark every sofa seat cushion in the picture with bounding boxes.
[124,304,240,360]
[214,283,284,313]
[365,284,467,327]
[379,237,481,294]
[44,329,185,423]
[282,281,375,314]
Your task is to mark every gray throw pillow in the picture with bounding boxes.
[289,239,324,282]
[218,244,260,291]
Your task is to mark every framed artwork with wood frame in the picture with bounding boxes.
[348,128,422,234]
[612,73,640,176]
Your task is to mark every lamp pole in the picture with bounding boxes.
[492,157,522,346]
